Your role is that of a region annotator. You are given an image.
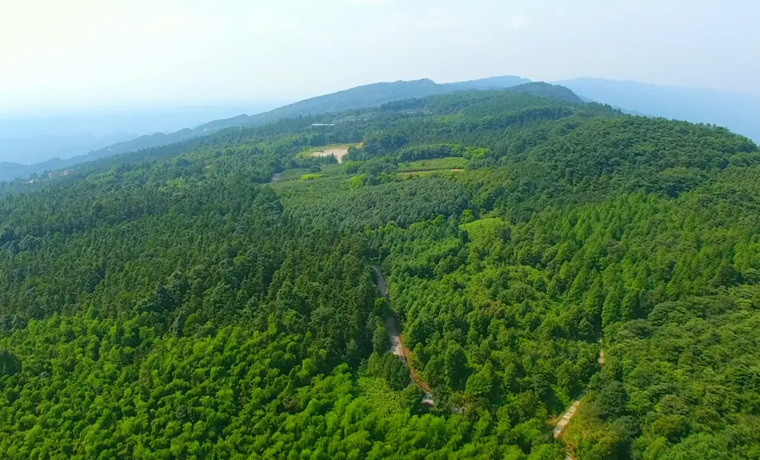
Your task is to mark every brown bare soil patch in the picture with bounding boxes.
[310,147,349,163]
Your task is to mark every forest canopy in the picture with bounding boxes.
[1,87,759,459]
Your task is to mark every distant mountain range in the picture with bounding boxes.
[0,132,138,165]
[0,76,532,182]
[0,162,27,178]
[0,105,276,179]
[557,78,760,142]
[1,75,758,182]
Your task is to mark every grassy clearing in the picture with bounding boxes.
[357,377,404,415]
[398,157,468,172]
[273,165,344,183]
[300,173,323,181]
[460,217,508,243]
[269,172,350,204]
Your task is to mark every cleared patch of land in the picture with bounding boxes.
[311,147,349,163]
[304,143,360,164]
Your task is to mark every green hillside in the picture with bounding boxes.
[0,77,531,183]
[0,88,758,460]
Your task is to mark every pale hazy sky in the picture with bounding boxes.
[2,0,758,114]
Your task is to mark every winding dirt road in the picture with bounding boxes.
[372,266,433,395]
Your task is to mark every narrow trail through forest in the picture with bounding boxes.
[372,266,433,396]
[373,265,603,427]
[553,339,605,460]
[553,394,585,438]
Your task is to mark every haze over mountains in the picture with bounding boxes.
[1,75,758,183]
[0,76,531,181]
[558,78,760,142]
[0,104,278,174]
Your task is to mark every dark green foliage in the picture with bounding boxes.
[0,349,21,375]
[372,322,390,353]
[595,381,629,420]
[362,131,409,157]
[366,352,410,390]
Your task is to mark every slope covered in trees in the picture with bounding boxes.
[0,76,531,183]
[0,87,758,459]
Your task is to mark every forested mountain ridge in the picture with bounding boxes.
[0,76,530,183]
[6,75,760,184]
[0,88,759,459]
[195,76,532,129]
[0,162,26,178]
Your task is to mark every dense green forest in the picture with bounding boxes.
[1,86,759,459]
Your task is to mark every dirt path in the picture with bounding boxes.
[553,339,605,460]
[384,314,404,358]
[372,266,433,396]
[373,266,390,299]
[372,267,404,358]
[553,392,586,438]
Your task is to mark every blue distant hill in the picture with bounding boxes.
[558,77,760,142]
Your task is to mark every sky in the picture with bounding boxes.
[1,0,758,114]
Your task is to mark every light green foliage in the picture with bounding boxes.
[357,377,404,415]
[300,173,323,181]
[459,217,507,242]
[348,174,366,188]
